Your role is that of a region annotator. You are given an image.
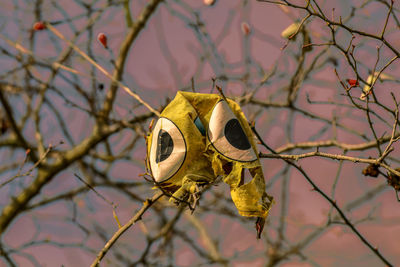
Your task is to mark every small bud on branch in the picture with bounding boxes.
[33,22,46,31]
[97,33,108,49]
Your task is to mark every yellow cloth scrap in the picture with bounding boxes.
[146,91,274,219]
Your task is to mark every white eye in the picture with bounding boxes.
[208,100,257,162]
[149,117,186,182]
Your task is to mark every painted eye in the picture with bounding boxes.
[149,117,186,182]
[208,100,257,162]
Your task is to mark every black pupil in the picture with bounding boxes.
[156,130,174,163]
[224,119,251,150]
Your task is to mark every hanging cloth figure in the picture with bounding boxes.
[146,91,274,238]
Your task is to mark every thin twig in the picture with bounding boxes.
[378,95,399,163]
[0,145,53,188]
[74,174,121,228]
[45,23,160,117]
[90,191,164,267]
[252,125,393,267]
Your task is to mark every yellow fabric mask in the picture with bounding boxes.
[146,91,274,237]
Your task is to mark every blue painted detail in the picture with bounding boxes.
[194,116,206,136]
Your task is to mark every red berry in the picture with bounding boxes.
[346,79,359,87]
[33,22,46,31]
[97,33,108,49]
[241,22,251,36]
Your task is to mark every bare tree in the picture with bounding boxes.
[1,0,400,266]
